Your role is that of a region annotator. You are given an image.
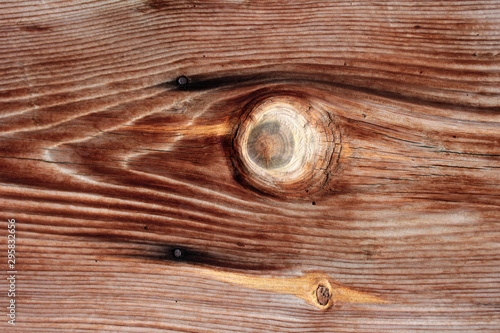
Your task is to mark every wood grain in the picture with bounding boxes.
[0,0,499,331]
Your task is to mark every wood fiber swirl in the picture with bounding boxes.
[0,0,499,332]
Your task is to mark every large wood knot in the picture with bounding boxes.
[232,95,340,198]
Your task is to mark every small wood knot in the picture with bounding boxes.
[176,75,188,85]
[316,284,331,306]
[173,248,183,258]
[231,94,341,198]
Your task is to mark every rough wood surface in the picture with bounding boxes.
[1,0,499,331]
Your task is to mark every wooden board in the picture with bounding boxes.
[1,0,499,331]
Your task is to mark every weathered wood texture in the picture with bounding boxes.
[1,0,500,331]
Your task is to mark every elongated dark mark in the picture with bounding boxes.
[67,230,287,270]
[160,67,497,112]
[175,73,273,91]
[20,24,51,32]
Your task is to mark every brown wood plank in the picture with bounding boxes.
[1,0,499,331]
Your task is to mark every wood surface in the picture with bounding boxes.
[1,0,499,331]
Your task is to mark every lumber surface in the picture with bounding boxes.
[0,0,499,331]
